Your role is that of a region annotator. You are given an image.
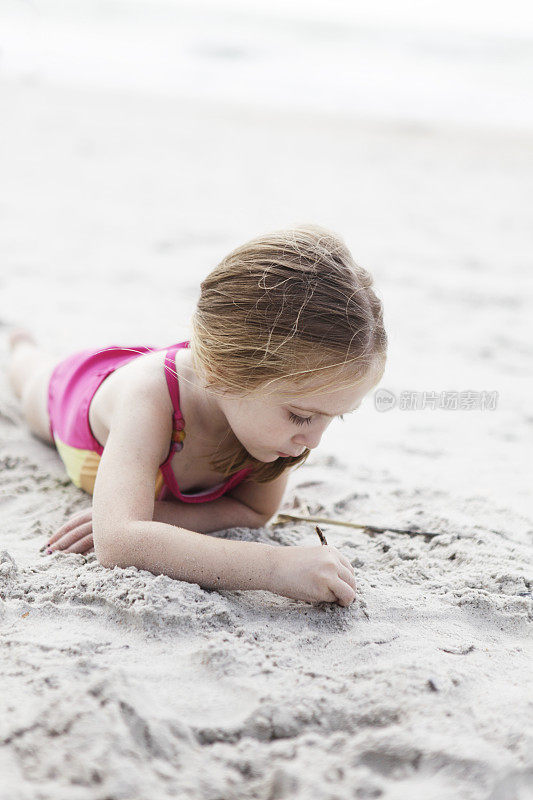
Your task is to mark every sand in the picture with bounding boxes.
[1,75,532,800]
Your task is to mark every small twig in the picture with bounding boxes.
[272,512,441,537]
[301,502,329,546]
[315,525,328,546]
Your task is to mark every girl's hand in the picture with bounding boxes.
[44,508,94,554]
[271,544,357,607]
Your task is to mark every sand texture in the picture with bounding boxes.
[1,78,532,800]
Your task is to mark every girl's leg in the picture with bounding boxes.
[7,328,57,445]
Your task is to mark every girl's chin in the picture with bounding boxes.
[252,450,282,463]
[245,443,288,463]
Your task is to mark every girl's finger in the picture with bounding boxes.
[331,575,357,607]
[63,534,94,554]
[50,522,93,552]
[339,555,355,574]
[48,509,92,545]
[338,564,357,593]
[48,516,89,546]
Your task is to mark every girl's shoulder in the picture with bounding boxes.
[89,349,175,451]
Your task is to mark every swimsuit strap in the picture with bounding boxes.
[164,342,189,453]
[158,339,255,500]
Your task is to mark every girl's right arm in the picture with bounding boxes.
[91,373,356,606]
[102,518,355,606]
[99,516,279,592]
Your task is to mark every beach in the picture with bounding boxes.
[1,3,532,798]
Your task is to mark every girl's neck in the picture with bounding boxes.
[177,348,231,440]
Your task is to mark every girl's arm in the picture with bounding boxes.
[151,471,290,532]
[91,375,280,592]
[99,516,280,592]
[100,517,357,606]
[151,496,269,533]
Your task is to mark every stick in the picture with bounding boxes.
[315,525,328,546]
[271,512,441,537]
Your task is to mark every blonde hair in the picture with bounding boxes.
[189,224,387,483]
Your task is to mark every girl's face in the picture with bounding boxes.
[217,368,381,463]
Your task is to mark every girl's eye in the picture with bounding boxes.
[289,412,312,426]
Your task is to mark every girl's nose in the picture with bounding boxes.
[293,429,323,451]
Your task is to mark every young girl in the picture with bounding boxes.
[7,225,387,607]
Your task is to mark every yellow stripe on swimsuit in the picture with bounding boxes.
[53,434,164,499]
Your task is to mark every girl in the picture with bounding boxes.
[7,225,387,607]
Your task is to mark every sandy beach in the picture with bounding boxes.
[1,6,532,797]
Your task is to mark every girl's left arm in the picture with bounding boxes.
[44,474,289,554]
[154,471,290,532]
[152,494,267,532]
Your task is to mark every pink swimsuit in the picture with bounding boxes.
[47,341,253,501]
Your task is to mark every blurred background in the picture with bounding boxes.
[1,0,532,516]
[2,0,533,128]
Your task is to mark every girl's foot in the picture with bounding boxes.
[8,327,38,353]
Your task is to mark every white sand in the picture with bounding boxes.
[1,76,532,800]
